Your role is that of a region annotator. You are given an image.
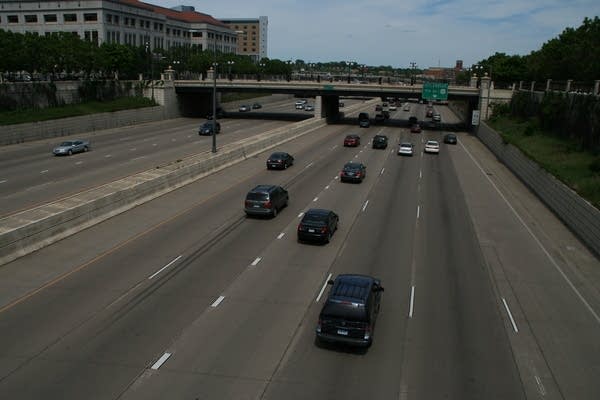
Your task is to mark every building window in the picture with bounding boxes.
[106,14,112,23]
[84,13,97,22]
[124,17,128,25]
[114,15,119,24]
[44,14,57,23]
[159,23,163,31]
[64,13,77,22]
[8,15,19,23]
[145,21,150,28]
[130,18,135,26]
[25,15,38,23]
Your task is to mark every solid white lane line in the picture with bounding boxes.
[211,295,225,308]
[502,298,519,333]
[298,212,304,218]
[313,197,318,202]
[362,200,369,212]
[409,286,415,318]
[250,257,262,266]
[380,168,385,175]
[316,273,333,302]
[304,162,314,169]
[417,205,420,219]
[151,353,172,370]
[277,232,285,240]
[148,255,182,280]
[40,170,48,174]
[0,179,7,184]
[460,141,600,325]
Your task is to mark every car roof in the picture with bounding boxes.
[329,274,378,302]
[344,161,364,168]
[305,208,332,217]
[269,152,288,157]
[426,140,439,145]
[250,184,279,193]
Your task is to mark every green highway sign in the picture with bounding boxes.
[422,82,449,101]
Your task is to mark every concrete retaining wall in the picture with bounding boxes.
[477,122,600,256]
[0,99,377,265]
[1,106,168,145]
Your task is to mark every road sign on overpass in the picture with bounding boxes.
[422,82,449,101]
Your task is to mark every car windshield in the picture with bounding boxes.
[246,192,268,201]
[270,153,285,159]
[59,141,74,146]
[302,214,328,225]
[400,143,412,148]
[344,163,362,171]
[321,301,367,322]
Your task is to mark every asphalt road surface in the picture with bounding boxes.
[0,103,599,399]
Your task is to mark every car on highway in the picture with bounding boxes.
[408,116,418,125]
[444,133,458,144]
[358,112,370,128]
[316,274,384,347]
[244,184,289,218]
[398,142,414,156]
[344,134,361,147]
[206,107,224,120]
[340,162,366,183]
[239,104,251,112]
[410,124,422,133]
[403,104,411,111]
[297,208,339,244]
[372,134,388,149]
[305,104,315,111]
[374,113,385,124]
[266,152,294,170]
[252,103,262,109]
[389,104,397,111]
[52,139,90,156]
[375,104,383,111]
[339,101,345,107]
[426,108,434,118]
[424,140,440,154]
[199,121,220,135]
[432,113,441,122]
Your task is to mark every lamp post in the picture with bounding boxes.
[345,61,355,83]
[172,60,180,79]
[211,62,218,153]
[226,60,234,81]
[258,62,265,81]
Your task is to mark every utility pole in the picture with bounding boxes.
[409,62,417,85]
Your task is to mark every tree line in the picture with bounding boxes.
[462,17,599,85]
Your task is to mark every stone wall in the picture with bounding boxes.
[477,122,600,256]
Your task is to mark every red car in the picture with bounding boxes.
[344,134,361,147]
[410,124,422,133]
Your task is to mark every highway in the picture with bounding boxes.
[0,101,599,399]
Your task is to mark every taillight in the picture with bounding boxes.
[298,224,304,232]
[364,324,372,340]
[316,318,322,333]
[264,201,272,208]
[245,200,251,207]
[320,226,328,234]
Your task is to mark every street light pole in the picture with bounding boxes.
[211,62,218,153]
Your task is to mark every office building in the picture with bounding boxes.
[219,16,268,62]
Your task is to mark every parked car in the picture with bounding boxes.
[410,124,422,133]
[340,162,366,183]
[398,142,414,156]
[297,209,339,243]
[372,135,388,149]
[52,139,90,156]
[252,103,262,109]
[244,184,289,218]
[199,121,221,135]
[316,274,384,347]
[344,134,361,147]
[443,133,458,144]
[239,104,251,112]
[424,140,440,154]
[266,152,294,170]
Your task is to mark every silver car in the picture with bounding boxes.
[52,140,90,156]
[398,142,414,156]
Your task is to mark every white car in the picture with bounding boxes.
[389,104,397,111]
[295,100,305,110]
[432,113,441,122]
[424,140,440,154]
[398,142,414,156]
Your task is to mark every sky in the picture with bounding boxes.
[153,0,598,69]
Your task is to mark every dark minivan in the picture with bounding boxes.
[316,274,384,347]
[297,209,338,243]
[358,112,370,128]
[244,185,288,218]
[372,134,388,149]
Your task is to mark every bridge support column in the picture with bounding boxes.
[320,95,341,123]
[479,73,491,121]
[315,96,323,119]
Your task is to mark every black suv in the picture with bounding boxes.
[358,112,370,128]
[297,209,338,243]
[340,162,366,183]
[199,121,220,135]
[316,274,384,347]
[244,185,288,218]
[266,152,294,170]
[372,135,388,149]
